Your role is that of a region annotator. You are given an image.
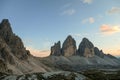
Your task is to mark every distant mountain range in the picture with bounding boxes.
[0,19,120,76]
[50,34,114,58]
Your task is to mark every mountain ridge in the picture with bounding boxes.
[0,19,119,76]
[0,19,53,74]
[50,35,114,59]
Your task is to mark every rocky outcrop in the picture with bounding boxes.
[50,35,77,57]
[50,36,118,59]
[0,19,30,64]
[0,35,15,64]
[62,35,77,57]
[50,41,61,56]
[0,59,7,72]
[0,58,12,73]
[77,38,94,57]
[94,47,104,58]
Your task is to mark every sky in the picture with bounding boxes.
[0,0,120,57]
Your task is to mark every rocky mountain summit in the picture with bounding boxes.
[77,38,94,57]
[50,41,61,56]
[50,35,106,58]
[62,35,77,57]
[0,19,52,74]
[50,35,119,60]
[0,19,30,64]
[50,35,77,57]
[0,19,120,80]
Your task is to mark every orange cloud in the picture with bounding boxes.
[26,47,50,57]
[100,24,120,35]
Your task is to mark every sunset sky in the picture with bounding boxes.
[0,0,120,57]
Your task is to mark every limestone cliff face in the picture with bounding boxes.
[77,38,94,57]
[50,41,61,56]
[50,35,77,57]
[0,37,15,64]
[0,19,30,64]
[0,59,8,72]
[94,47,104,58]
[62,35,77,57]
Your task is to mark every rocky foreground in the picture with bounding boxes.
[0,70,120,80]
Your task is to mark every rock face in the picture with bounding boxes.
[50,35,77,57]
[0,37,15,64]
[0,19,30,64]
[50,41,61,56]
[50,36,106,58]
[77,38,94,57]
[0,59,9,73]
[62,35,77,57]
[50,36,118,59]
[0,19,55,74]
[94,47,104,58]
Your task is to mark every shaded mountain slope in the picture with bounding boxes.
[0,19,53,74]
[0,19,120,75]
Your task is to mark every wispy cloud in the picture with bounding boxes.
[107,7,120,15]
[82,0,93,4]
[100,24,120,35]
[26,47,50,57]
[61,9,76,16]
[82,17,95,24]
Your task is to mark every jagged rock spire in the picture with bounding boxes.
[0,19,30,64]
[62,35,77,57]
[50,35,77,57]
[50,35,116,58]
[0,19,13,41]
[77,37,95,57]
[50,41,61,56]
[94,47,104,58]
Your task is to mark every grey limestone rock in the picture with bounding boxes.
[62,35,77,57]
[0,19,30,64]
[50,41,61,56]
[77,38,95,57]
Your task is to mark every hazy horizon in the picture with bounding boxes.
[0,0,120,57]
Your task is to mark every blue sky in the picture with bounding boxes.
[0,0,120,57]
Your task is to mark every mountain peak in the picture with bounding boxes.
[1,19,10,25]
[50,35,77,57]
[1,19,9,23]
[67,35,73,39]
[0,19,30,64]
[0,19,12,30]
[82,37,89,42]
[0,19,13,40]
[62,35,77,56]
[50,41,61,56]
[77,38,95,57]
[81,37,94,48]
